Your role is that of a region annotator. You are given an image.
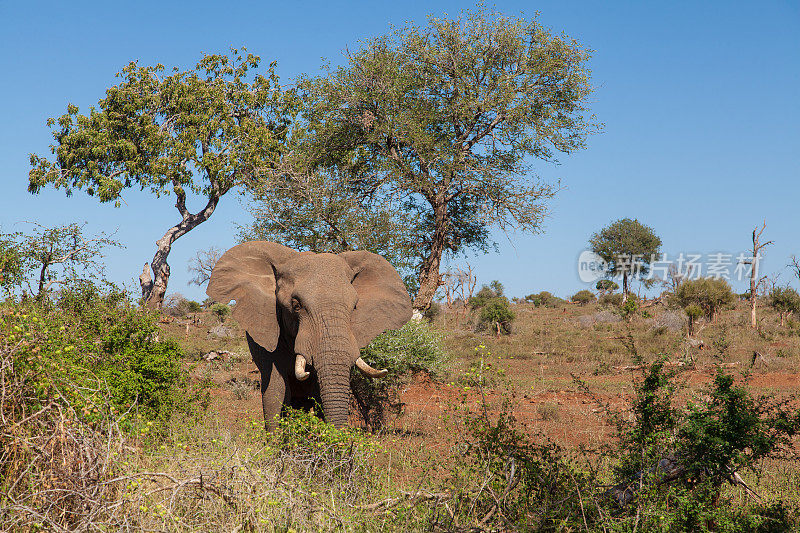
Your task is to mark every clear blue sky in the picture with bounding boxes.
[1,1,798,301]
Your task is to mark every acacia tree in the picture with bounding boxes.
[285,7,597,313]
[29,49,290,308]
[589,218,662,302]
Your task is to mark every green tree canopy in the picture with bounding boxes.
[29,49,290,307]
[254,7,598,312]
[0,223,120,299]
[589,218,661,301]
[595,279,619,294]
[241,168,420,281]
[0,231,24,294]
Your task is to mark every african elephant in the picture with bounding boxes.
[206,241,412,429]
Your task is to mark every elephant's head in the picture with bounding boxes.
[206,241,412,428]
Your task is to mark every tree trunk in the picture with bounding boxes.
[412,196,448,315]
[140,186,222,308]
[622,271,629,304]
[36,258,49,298]
[750,273,757,329]
[748,222,772,329]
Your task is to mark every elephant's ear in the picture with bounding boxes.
[207,241,298,352]
[339,250,413,348]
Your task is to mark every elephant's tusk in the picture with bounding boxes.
[355,357,388,378]
[295,354,310,381]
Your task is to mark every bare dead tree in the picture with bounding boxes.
[452,264,477,314]
[187,247,224,287]
[741,221,773,329]
[442,270,456,310]
[789,255,800,284]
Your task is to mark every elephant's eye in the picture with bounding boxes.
[291,298,302,312]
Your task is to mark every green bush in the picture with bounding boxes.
[599,292,623,307]
[571,289,596,305]
[768,286,800,325]
[2,283,205,434]
[524,291,565,308]
[210,302,231,323]
[607,361,800,529]
[489,279,505,296]
[596,279,619,294]
[673,277,735,320]
[617,294,640,322]
[351,320,447,431]
[469,282,502,308]
[477,297,515,335]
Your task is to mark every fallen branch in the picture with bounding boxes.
[358,490,449,512]
[614,361,685,372]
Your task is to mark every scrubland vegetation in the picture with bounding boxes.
[4,4,799,531]
[3,280,800,532]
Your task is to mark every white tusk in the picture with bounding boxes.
[295,354,310,381]
[355,357,388,378]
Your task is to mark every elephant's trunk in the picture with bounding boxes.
[304,306,359,429]
[316,357,352,429]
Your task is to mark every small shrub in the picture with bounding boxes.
[599,292,623,307]
[524,291,565,308]
[537,402,560,420]
[477,297,515,335]
[617,295,640,322]
[351,321,447,431]
[607,361,800,528]
[571,289,596,305]
[469,283,501,308]
[210,302,231,323]
[768,286,800,326]
[596,279,619,294]
[652,310,686,332]
[673,277,735,321]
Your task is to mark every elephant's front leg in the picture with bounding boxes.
[246,333,291,431]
